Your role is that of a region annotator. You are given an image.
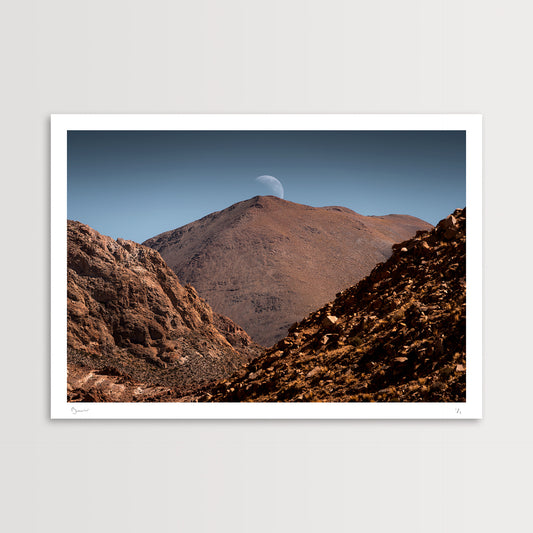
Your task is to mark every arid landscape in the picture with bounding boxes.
[67,197,466,403]
[67,219,260,401]
[143,195,432,345]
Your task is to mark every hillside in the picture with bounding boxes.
[144,196,432,346]
[204,208,466,403]
[67,220,260,402]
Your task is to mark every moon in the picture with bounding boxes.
[255,175,284,199]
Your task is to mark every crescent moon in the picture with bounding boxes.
[255,175,284,199]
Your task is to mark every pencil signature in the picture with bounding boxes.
[71,406,89,415]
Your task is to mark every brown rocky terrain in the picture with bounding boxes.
[67,220,260,402]
[204,208,466,403]
[144,196,432,346]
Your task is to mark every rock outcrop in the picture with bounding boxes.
[144,196,432,346]
[67,220,260,402]
[204,209,466,403]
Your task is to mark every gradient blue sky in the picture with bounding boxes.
[68,130,465,243]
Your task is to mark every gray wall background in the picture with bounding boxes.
[1,1,531,531]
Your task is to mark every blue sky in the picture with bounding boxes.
[68,130,465,243]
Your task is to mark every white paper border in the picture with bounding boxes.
[51,114,482,419]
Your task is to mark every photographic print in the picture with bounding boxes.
[51,114,482,418]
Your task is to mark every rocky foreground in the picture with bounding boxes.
[67,221,260,402]
[204,209,466,402]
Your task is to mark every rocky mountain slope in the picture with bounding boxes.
[204,208,466,403]
[67,220,260,402]
[144,196,432,346]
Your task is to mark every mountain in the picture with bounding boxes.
[67,220,260,402]
[144,196,432,346]
[204,208,466,403]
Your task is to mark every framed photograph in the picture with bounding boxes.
[51,114,482,419]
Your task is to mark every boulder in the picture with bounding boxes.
[322,315,338,328]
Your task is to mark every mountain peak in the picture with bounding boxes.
[239,195,299,210]
[144,201,432,346]
[245,194,281,207]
